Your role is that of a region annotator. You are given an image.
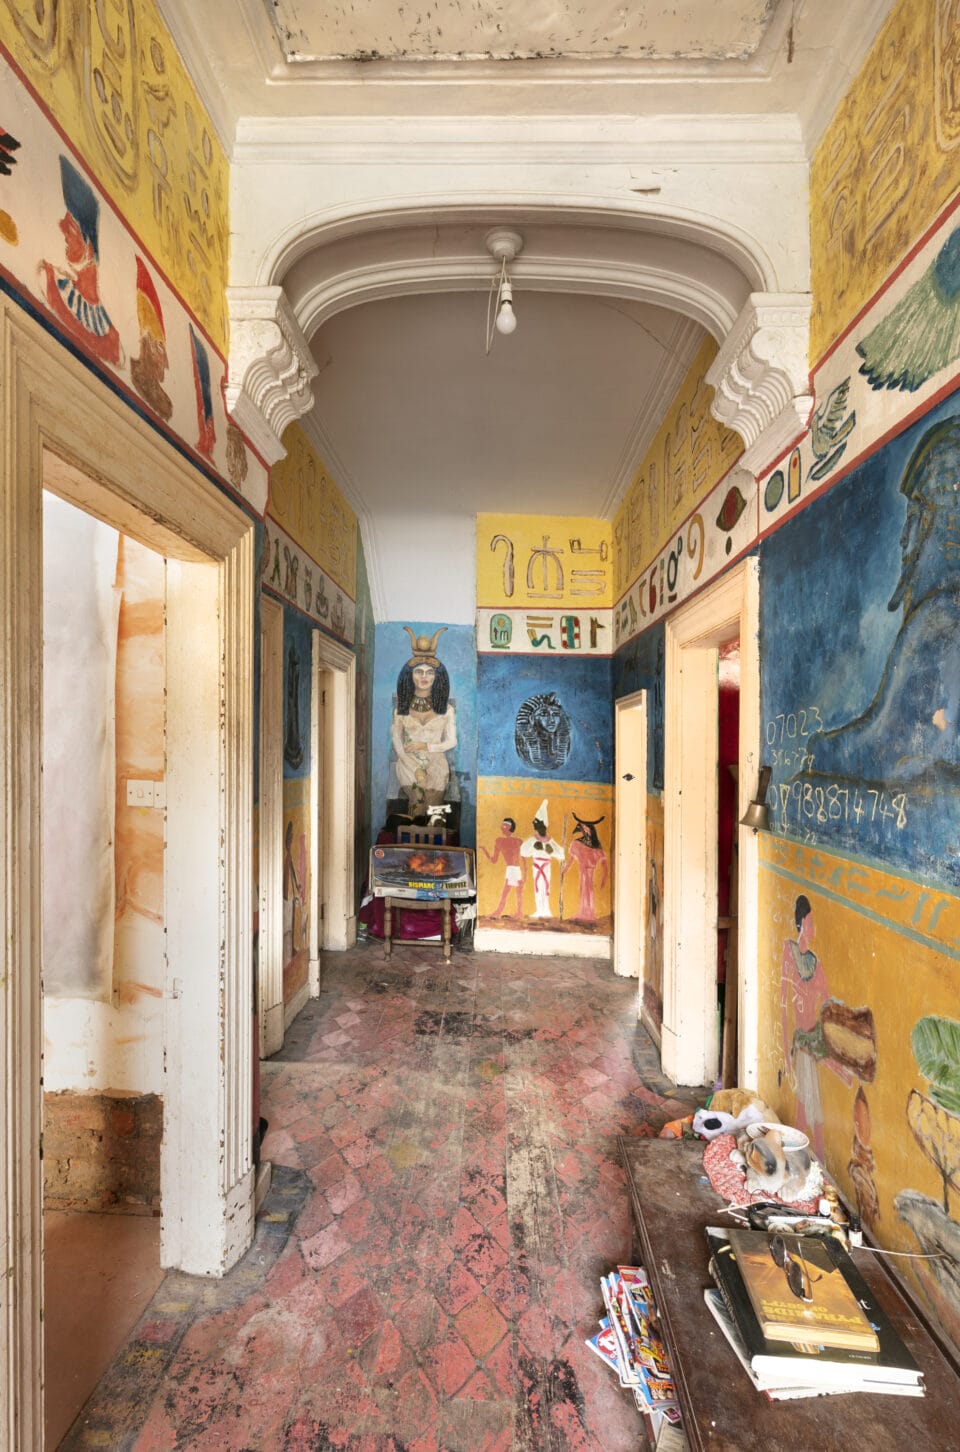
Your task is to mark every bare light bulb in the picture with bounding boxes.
[496,299,517,335]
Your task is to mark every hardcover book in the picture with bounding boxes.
[727,1228,880,1350]
[706,1228,922,1389]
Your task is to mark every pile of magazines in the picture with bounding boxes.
[585,1265,686,1448]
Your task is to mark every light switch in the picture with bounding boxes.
[126,778,163,808]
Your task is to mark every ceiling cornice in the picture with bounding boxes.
[796,0,895,153]
[233,113,804,167]
[156,0,238,149]
[599,315,704,518]
[297,413,389,623]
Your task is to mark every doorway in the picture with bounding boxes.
[259,594,285,1057]
[613,690,648,996]
[0,296,255,1445]
[661,558,760,1089]
[41,491,168,1446]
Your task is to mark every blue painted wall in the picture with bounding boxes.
[477,653,613,784]
[760,391,960,888]
[613,622,665,793]
[372,621,477,845]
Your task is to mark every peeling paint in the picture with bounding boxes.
[262,0,779,64]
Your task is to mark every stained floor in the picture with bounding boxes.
[61,943,696,1451]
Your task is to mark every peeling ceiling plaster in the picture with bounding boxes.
[264,0,778,64]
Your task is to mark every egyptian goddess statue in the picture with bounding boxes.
[391,626,458,817]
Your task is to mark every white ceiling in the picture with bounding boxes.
[265,0,778,64]
[307,290,702,619]
[159,0,893,622]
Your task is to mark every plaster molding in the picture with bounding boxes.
[225,287,319,465]
[234,114,804,167]
[298,412,388,623]
[296,253,737,342]
[258,196,780,296]
[706,292,813,475]
[600,315,704,517]
[155,0,237,148]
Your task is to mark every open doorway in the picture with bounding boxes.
[717,641,741,1086]
[661,558,760,1089]
[612,691,650,1010]
[41,491,167,1446]
[1,297,254,1444]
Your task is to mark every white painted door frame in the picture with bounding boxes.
[0,297,254,1447]
[311,630,357,956]
[661,557,760,1089]
[258,594,285,1057]
[308,651,326,998]
[614,691,648,987]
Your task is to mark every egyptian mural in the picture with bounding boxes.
[760,391,960,891]
[745,0,960,1359]
[611,336,744,645]
[810,0,960,365]
[476,652,614,937]
[0,0,230,350]
[0,27,266,513]
[757,835,960,1353]
[261,426,358,649]
[282,611,312,1006]
[270,424,359,601]
[371,622,477,849]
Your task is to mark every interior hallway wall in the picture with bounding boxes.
[756,0,960,1359]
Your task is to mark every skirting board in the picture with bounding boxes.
[475,927,612,959]
[284,980,310,1031]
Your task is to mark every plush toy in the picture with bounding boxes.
[733,1121,824,1204]
[691,1088,773,1141]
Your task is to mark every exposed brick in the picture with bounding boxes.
[43,1090,163,1214]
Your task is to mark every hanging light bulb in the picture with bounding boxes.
[484,228,523,353]
[496,275,517,335]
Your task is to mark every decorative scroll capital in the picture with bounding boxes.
[225,287,318,465]
[706,293,813,476]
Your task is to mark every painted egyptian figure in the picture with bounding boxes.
[391,626,457,817]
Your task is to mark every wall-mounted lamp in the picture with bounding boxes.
[485,227,523,352]
[740,764,772,833]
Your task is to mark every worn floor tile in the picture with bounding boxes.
[60,942,697,1451]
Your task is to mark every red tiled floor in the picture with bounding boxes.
[62,942,696,1450]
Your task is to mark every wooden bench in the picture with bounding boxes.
[618,1136,960,1452]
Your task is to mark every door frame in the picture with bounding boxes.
[661,556,760,1089]
[0,297,254,1445]
[614,691,648,986]
[311,629,357,959]
[258,594,285,1057]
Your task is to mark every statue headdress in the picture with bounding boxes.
[403,625,447,668]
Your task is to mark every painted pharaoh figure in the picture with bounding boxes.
[520,800,565,919]
[42,155,121,365]
[561,813,608,924]
[390,627,458,820]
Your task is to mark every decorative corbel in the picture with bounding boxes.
[225,286,318,465]
[706,294,813,480]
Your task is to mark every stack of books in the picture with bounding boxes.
[585,1265,687,1447]
[705,1226,925,1400]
